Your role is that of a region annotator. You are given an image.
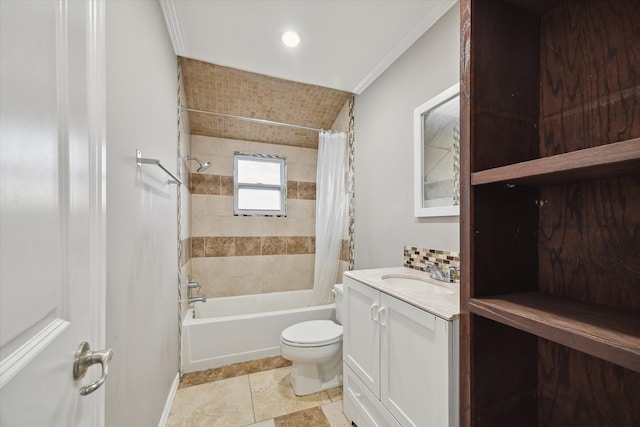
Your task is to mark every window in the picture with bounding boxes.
[234,153,287,215]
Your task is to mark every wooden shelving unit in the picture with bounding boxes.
[460,0,640,425]
[470,292,640,372]
[471,138,640,185]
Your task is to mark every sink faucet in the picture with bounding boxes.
[447,265,460,283]
[423,261,447,281]
[423,261,459,283]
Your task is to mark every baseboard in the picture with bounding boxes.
[158,372,180,427]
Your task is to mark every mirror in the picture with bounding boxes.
[413,83,460,217]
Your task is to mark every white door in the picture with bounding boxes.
[344,277,381,397]
[0,0,107,426]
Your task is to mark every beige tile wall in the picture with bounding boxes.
[190,135,318,298]
[180,57,352,149]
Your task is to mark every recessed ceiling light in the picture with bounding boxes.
[282,31,300,48]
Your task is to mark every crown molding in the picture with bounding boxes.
[159,0,187,56]
[350,0,457,94]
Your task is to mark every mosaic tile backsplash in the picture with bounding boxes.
[404,246,461,282]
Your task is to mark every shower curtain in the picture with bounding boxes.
[308,131,348,306]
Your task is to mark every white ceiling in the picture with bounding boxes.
[160,0,457,94]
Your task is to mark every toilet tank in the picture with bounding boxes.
[333,284,344,324]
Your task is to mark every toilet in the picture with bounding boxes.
[280,284,344,396]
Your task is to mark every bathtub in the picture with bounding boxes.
[182,289,335,373]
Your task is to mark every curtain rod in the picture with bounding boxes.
[180,106,336,133]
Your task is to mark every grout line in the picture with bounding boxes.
[245,374,258,426]
[247,369,260,425]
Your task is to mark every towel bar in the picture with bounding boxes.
[136,149,183,185]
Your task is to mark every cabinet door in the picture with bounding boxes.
[344,277,381,397]
[381,294,452,427]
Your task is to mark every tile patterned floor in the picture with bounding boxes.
[167,356,351,427]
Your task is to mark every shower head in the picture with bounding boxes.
[186,155,212,173]
[196,161,212,173]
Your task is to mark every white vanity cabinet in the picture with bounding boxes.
[343,275,459,427]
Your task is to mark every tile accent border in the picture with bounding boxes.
[192,236,315,257]
[190,173,233,196]
[403,246,461,282]
[288,180,317,200]
[346,96,355,270]
[191,173,315,200]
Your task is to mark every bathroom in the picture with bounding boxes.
[172,0,460,419]
[5,0,639,425]
[2,0,455,425]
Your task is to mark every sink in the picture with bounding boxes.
[381,274,455,295]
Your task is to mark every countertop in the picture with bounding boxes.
[344,267,460,321]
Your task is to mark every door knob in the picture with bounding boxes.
[73,341,113,396]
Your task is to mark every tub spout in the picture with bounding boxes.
[187,297,206,304]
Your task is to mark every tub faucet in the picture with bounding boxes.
[187,276,201,289]
[187,297,206,304]
[423,261,448,282]
[187,276,202,299]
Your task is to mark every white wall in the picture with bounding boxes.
[353,5,460,269]
[105,1,179,425]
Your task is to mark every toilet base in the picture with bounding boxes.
[289,352,343,396]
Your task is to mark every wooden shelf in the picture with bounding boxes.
[470,292,640,373]
[471,138,640,186]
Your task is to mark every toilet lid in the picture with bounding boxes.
[281,320,343,346]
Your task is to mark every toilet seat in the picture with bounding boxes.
[281,320,343,348]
